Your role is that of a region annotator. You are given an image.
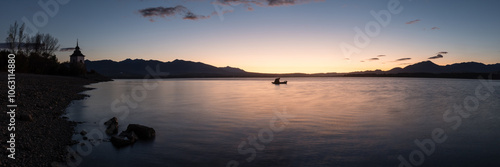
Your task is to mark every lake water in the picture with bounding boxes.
[65,77,500,167]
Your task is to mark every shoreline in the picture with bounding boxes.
[0,73,103,167]
[108,73,500,80]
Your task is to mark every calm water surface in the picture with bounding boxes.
[65,77,500,167]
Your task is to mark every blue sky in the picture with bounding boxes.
[1,0,499,73]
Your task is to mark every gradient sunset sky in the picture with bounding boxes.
[1,0,499,73]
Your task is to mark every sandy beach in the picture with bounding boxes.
[0,73,99,167]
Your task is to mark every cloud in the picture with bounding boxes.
[183,12,211,20]
[138,5,210,21]
[377,55,386,57]
[428,54,444,59]
[212,0,262,7]
[267,0,297,6]
[428,52,446,59]
[139,5,188,17]
[139,0,324,21]
[406,19,421,24]
[395,58,411,62]
[431,27,440,30]
[214,0,323,7]
[368,58,379,61]
[60,47,75,52]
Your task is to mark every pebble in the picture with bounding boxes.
[0,73,103,167]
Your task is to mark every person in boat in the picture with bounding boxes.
[274,78,280,83]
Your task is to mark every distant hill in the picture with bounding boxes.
[396,61,444,73]
[347,61,500,79]
[86,59,500,79]
[391,61,500,74]
[85,59,246,78]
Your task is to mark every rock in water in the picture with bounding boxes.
[104,117,118,126]
[119,131,138,141]
[104,117,119,135]
[110,131,138,147]
[80,130,87,136]
[106,123,118,135]
[126,124,156,139]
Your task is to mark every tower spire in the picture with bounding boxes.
[75,39,80,50]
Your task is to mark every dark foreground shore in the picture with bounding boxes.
[0,73,100,167]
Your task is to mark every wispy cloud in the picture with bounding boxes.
[431,27,440,30]
[428,54,443,59]
[360,57,381,62]
[377,55,386,57]
[184,12,211,20]
[60,47,75,52]
[138,5,211,21]
[406,19,421,24]
[139,0,324,21]
[428,51,447,59]
[139,5,187,17]
[214,0,323,7]
[395,58,411,62]
[268,0,295,6]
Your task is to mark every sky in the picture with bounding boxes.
[1,0,499,73]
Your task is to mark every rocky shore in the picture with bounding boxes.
[0,73,104,167]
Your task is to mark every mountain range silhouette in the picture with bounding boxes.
[85,59,500,79]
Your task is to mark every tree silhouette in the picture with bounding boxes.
[1,22,64,75]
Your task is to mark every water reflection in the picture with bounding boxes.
[65,77,500,166]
